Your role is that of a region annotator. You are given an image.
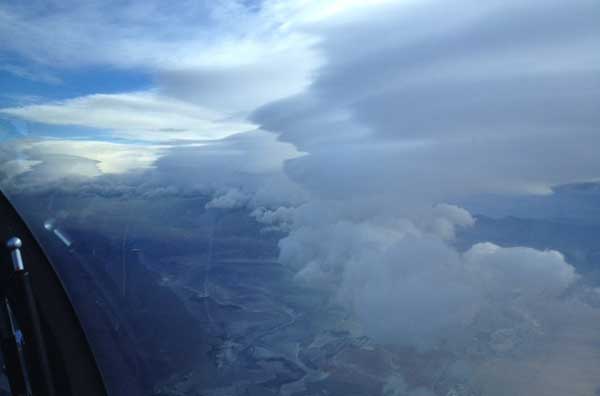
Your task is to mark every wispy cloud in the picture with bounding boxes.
[0,63,62,84]
[0,0,342,139]
[1,91,255,141]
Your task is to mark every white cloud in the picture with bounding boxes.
[425,203,476,240]
[29,139,165,174]
[0,158,41,180]
[464,242,577,299]
[0,0,403,71]
[250,206,296,232]
[0,1,333,139]
[1,91,254,142]
[0,128,308,210]
[0,139,165,188]
[277,205,578,349]
[205,188,248,209]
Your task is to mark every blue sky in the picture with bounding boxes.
[0,56,153,141]
[0,0,329,142]
[0,61,152,106]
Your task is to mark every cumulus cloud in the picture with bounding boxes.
[205,188,249,209]
[423,203,476,240]
[464,242,577,300]
[277,206,577,349]
[250,206,296,232]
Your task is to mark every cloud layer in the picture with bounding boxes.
[1,92,254,141]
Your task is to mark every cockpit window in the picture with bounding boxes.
[1,1,600,395]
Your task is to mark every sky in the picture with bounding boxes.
[2,1,600,393]
[3,0,598,192]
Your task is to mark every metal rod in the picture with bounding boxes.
[6,237,56,396]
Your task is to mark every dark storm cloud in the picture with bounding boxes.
[253,0,600,202]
